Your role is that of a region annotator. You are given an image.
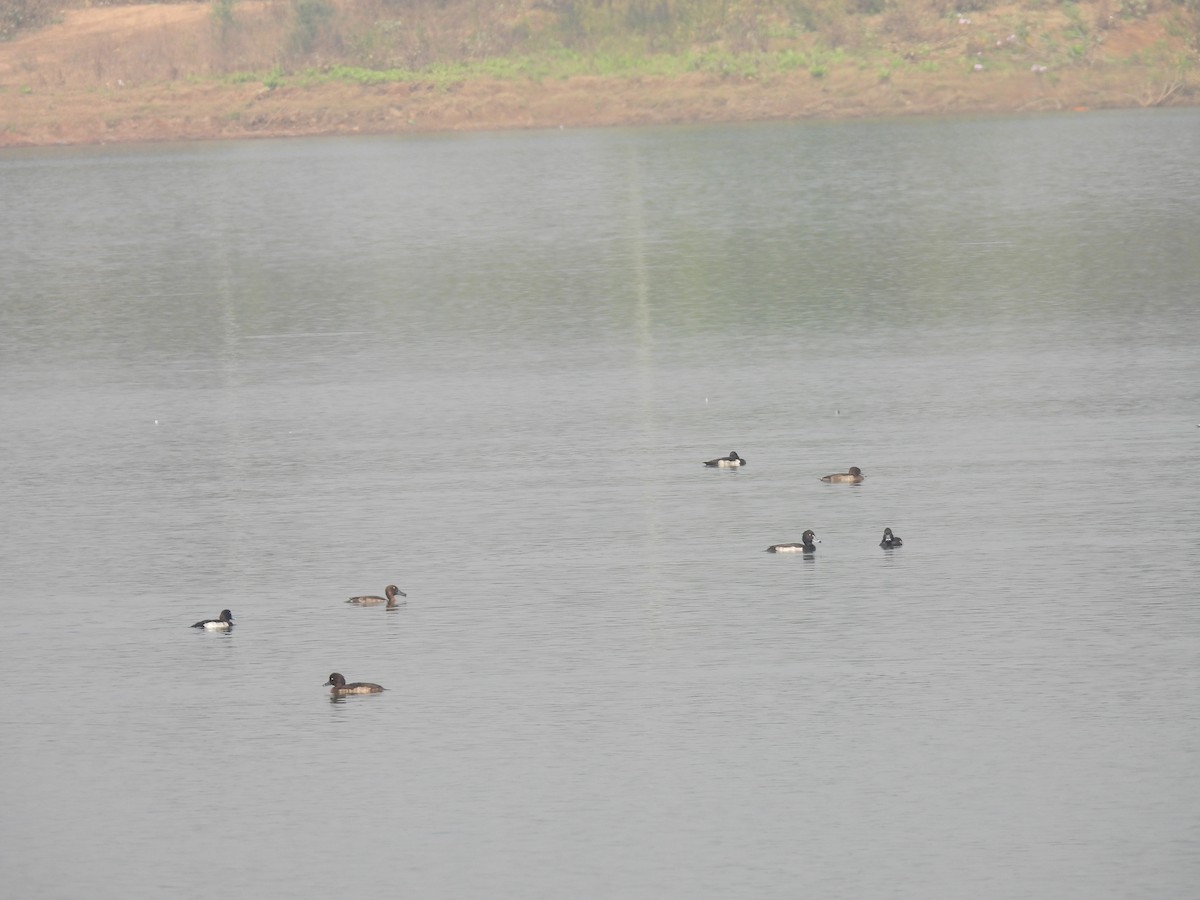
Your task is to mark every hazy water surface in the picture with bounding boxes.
[1,109,1198,899]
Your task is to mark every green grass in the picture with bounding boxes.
[228,45,864,92]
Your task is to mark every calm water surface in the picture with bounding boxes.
[2,109,1198,899]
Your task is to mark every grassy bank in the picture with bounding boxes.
[1,0,1197,146]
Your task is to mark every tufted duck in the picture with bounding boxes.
[347,585,406,608]
[766,530,820,553]
[704,451,746,468]
[192,609,234,629]
[820,466,864,483]
[325,673,385,695]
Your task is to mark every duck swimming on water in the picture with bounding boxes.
[325,673,385,695]
[191,609,234,629]
[820,466,864,483]
[703,451,746,468]
[347,585,406,608]
[766,530,819,554]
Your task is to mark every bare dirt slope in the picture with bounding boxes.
[0,2,1194,147]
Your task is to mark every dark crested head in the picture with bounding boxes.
[385,584,407,598]
[220,609,234,622]
[848,467,862,476]
[325,673,345,688]
[882,528,893,538]
[802,529,817,542]
[729,451,740,459]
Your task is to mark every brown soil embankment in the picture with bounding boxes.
[1,2,1195,147]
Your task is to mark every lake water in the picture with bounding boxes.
[1,109,1198,899]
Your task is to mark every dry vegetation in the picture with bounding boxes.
[1,0,1197,146]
